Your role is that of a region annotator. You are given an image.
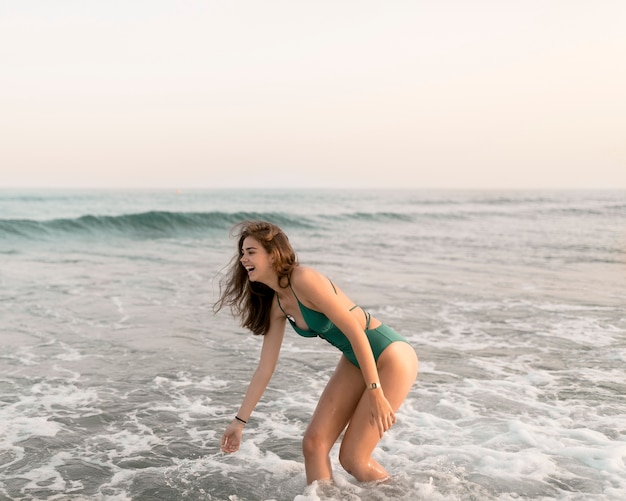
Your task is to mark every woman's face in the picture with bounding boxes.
[240,236,273,282]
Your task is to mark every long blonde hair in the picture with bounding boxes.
[214,221,298,335]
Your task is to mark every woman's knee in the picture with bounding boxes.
[338,448,368,480]
[302,428,332,460]
[338,439,364,472]
[337,447,354,474]
[339,446,390,482]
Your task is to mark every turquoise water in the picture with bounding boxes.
[1,189,625,500]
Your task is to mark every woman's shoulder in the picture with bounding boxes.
[291,265,322,283]
[291,266,334,295]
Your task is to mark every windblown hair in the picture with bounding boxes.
[214,221,298,335]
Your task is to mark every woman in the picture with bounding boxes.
[216,221,418,484]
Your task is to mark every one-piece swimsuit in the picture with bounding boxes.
[275,280,409,368]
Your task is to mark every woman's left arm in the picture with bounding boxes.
[295,268,396,437]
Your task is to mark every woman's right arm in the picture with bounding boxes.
[221,302,286,453]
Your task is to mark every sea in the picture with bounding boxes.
[0,188,624,501]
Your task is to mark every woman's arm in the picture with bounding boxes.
[221,301,286,453]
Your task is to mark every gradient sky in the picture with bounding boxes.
[1,0,625,189]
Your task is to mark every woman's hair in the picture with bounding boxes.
[214,220,298,335]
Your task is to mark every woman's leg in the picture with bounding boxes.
[338,342,418,482]
[302,355,365,484]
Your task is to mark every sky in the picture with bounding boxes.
[1,0,625,190]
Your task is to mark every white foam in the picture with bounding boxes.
[153,372,230,389]
[104,416,163,459]
[534,302,615,313]
[55,348,83,361]
[0,380,97,455]
[369,304,406,319]
[545,316,622,346]
[558,442,626,473]
[29,381,99,412]
[20,451,70,494]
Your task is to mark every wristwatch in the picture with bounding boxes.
[368,382,380,390]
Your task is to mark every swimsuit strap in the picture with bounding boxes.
[288,277,336,303]
[275,280,304,320]
[288,281,301,302]
[275,293,288,316]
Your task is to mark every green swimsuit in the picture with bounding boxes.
[276,281,409,368]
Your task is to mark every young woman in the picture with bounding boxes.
[216,221,418,484]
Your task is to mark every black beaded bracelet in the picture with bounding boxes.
[235,415,247,425]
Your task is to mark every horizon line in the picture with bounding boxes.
[1,185,625,192]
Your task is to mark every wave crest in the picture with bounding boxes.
[0,211,306,240]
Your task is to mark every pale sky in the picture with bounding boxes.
[1,0,625,189]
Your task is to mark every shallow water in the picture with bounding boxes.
[1,189,625,500]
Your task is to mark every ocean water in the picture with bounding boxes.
[0,188,625,501]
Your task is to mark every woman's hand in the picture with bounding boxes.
[221,420,244,453]
[368,388,397,438]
